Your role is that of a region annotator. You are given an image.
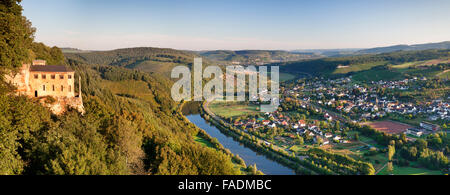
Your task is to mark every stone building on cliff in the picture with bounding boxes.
[5,60,84,115]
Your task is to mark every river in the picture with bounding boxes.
[185,114,295,175]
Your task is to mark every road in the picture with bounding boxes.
[203,100,317,174]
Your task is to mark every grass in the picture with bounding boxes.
[392,61,426,69]
[367,153,389,171]
[193,135,215,148]
[332,61,388,74]
[209,100,259,118]
[288,145,307,153]
[279,72,297,82]
[393,58,450,69]
[377,165,442,175]
[437,70,450,79]
[352,68,404,82]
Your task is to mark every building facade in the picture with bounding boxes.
[5,60,84,114]
[29,65,75,98]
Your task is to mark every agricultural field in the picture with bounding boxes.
[332,61,388,74]
[437,69,450,79]
[363,120,413,135]
[209,100,259,118]
[393,58,450,69]
[352,68,404,82]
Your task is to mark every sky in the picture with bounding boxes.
[22,0,450,51]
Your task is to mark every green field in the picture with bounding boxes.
[193,135,215,148]
[393,58,450,69]
[279,72,297,82]
[209,101,259,118]
[437,70,450,79]
[332,61,388,74]
[352,68,404,82]
[377,164,442,175]
[288,145,306,153]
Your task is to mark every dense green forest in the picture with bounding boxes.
[0,62,241,174]
[64,47,215,77]
[0,0,241,175]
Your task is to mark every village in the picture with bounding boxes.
[214,74,448,153]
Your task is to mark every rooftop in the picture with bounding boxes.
[30,65,74,73]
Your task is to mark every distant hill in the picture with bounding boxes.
[63,47,212,76]
[357,41,450,54]
[60,47,91,53]
[279,49,450,80]
[291,48,362,57]
[198,50,320,65]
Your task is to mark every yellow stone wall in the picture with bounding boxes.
[29,71,75,98]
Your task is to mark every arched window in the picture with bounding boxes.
[69,85,71,92]
[61,85,64,91]
[52,85,55,91]
[43,85,46,91]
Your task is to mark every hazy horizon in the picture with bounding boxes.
[22,0,450,51]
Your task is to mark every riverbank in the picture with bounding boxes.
[201,101,318,175]
[179,101,262,175]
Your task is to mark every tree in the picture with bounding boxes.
[387,162,394,175]
[354,133,359,141]
[388,144,395,161]
[298,136,304,146]
[0,95,24,174]
[415,139,427,151]
[0,0,36,70]
[316,136,323,146]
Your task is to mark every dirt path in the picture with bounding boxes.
[436,69,450,77]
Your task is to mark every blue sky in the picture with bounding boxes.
[22,0,450,50]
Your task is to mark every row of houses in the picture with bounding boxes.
[287,76,449,122]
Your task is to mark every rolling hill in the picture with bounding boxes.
[63,47,212,76]
[198,50,321,65]
[279,49,450,81]
[356,41,450,54]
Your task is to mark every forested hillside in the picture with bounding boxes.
[279,49,450,78]
[357,41,450,54]
[0,0,241,175]
[64,47,211,77]
[0,62,241,174]
[199,50,320,65]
